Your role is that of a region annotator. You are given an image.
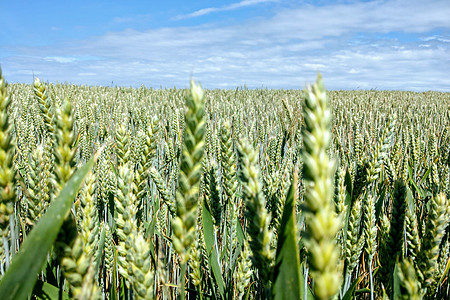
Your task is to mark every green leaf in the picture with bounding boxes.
[375,185,386,221]
[344,166,353,203]
[202,198,225,298]
[111,243,117,300]
[340,167,354,252]
[408,176,421,196]
[272,181,301,300]
[236,215,245,247]
[342,277,361,300]
[438,257,450,286]
[0,158,95,300]
[94,225,106,276]
[145,197,159,265]
[406,185,415,210]
[33,280,69,300]
[419,164,432,186]
[392,262,401,300]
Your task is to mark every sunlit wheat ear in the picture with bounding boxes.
[238,138,274,285]
[33,78,56,177]
[0,67,16,273]
[235,240,253,299]
[404,193,421,260]
[335,166,347,255]
[54,97,77,195]
[78,172,99,258]
[134,117,159,219]
[366,115,396,184]
[188,223,203,288]
[171,80,205,300]
[130,234,155,299]
[364,193,377,300]
[417,192,449,295]
[378,179,406,292]
[33,77,55,142]
[114,163,138,281]
[172,80,205,263]
[103,222,115,277]
[397,258,423,300]
[25,145,49,224]
[300,74,341,300]
[61,237,101,300]
[56,213,100,299]
[344,194,364,290]
[149,166,176,216]
[204,161,221,226]
[220,120,237,204]
[115,123,130,167]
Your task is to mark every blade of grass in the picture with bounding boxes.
[33,280,70,300]
[392,261,401,299]
[342,277,361,300]
[94,225,106,276]
[0,158,95,300]
[272,179,301,300]
[202,198,225,298]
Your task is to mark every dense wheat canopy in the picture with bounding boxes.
[0,70,449,299]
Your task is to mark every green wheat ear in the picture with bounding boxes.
[54,97,77,194]
[418,192,449,295]
[0,67,16,265]
[56,212,100,299]
[172,80,205,264]
[238,138,274,284]
[301,74,341,300]
[397,258,423,300]
[171,80,205,300]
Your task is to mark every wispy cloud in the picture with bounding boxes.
[113,14,152,24]
[45,56,77,63]
[2,0,449,90]
[174,0,278,20]
[422,35,450,43]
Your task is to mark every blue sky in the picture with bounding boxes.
[1,0,449,90]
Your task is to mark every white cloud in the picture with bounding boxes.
[423,35,450,43]
[2,0,450,91]
[45,56,77,63]
[303,63,327,71]
[113,14,152,24]
[174,0,278,20]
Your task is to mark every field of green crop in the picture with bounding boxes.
[0,67,449,299]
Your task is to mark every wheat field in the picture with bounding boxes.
[0,67,449,299]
